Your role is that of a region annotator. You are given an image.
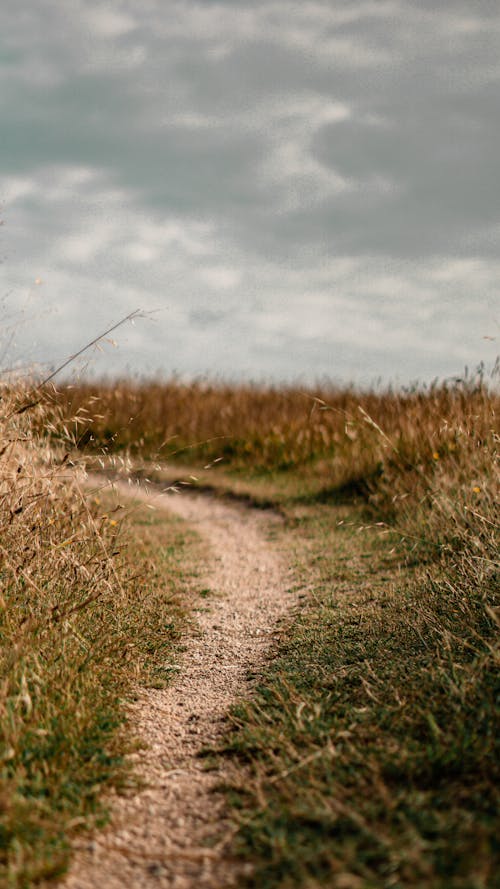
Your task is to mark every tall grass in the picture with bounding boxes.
[53,373,496,480]
[55,372,499,886]
[28,372,499,885]
[53,372,499,583]
[0,384,189,886]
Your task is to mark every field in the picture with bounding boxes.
[1,373,499,887]
[0,385,205,886]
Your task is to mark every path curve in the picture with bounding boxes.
[62,478,295,889]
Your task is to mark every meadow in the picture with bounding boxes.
[1,371,498,887]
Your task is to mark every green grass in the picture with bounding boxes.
[219,503,499,888]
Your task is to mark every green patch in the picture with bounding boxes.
[218,503,499,889]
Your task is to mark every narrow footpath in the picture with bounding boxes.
[61,479,296,889]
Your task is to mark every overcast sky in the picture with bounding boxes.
[1,0,499,385]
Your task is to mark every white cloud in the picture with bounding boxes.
[126,242,159,263]
[253,94,353,208]
[59,225,114,264]
[198,266,242,290]
[1,176,38,203]
[1,1,499,384]
[81,8,138,38]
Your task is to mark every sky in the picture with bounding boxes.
[1,0,499,386]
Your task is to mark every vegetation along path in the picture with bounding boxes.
[62,477,296,889]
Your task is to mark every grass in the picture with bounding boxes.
[2,371,499,887]
[51,373,496,491]
[52,372,499,887]
[222,503,498,888]
[0,385,205,887]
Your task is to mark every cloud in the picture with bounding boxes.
[0,1,499,384]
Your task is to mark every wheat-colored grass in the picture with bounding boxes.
[0,384,194,887]
[4,372,498,887]
[53,373,499,887]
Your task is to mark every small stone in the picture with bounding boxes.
[147,862,165,877]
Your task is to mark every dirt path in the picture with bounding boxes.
[62,479,295,889]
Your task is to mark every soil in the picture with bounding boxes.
[60,478,296,889]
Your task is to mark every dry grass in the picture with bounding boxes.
[6,371,499,887]
[53,374,499,581]
[53,373,498,501]
[53,372,499,887]
[192,375,497,887]
[0,384,198,887]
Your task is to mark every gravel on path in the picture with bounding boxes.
[61,478,296,889]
